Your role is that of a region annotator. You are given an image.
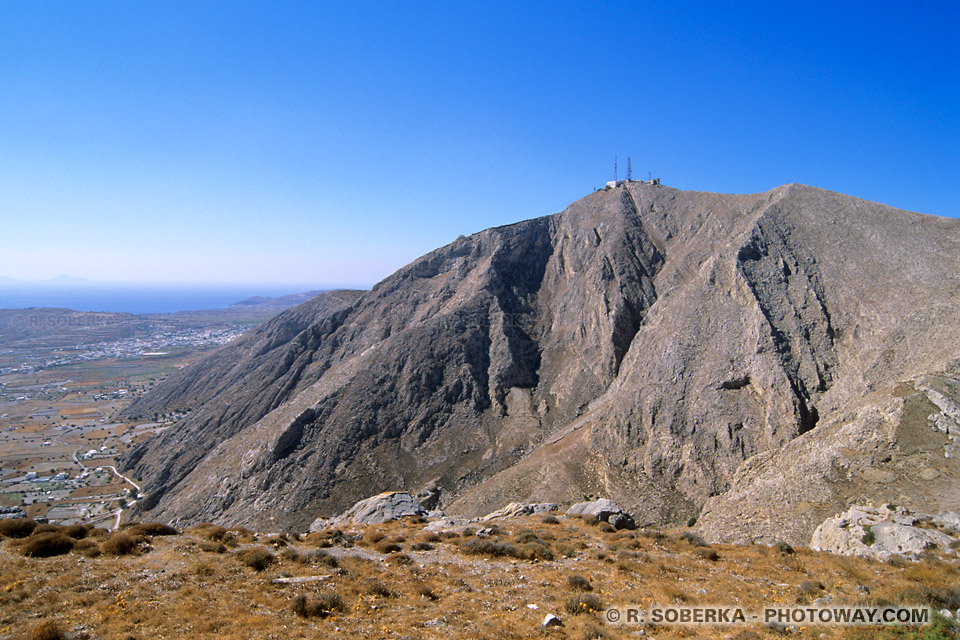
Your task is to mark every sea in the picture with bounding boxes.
[0,283,331,315]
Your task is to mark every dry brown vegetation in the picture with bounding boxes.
[0,514,958,639]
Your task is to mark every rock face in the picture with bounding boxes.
[120,183,960,539]
[810,505,957,561]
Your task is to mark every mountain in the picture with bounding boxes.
[120,183,960,543]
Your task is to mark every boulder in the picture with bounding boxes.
[424,517,470,533]
[309,491,427,530]
[482,502,558,520]
[565,499,636,529]
[811,505,957,561]
[0,506,27,520]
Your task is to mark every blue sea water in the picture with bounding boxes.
[0,284,324,315]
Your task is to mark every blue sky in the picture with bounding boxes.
[1,1,957,286]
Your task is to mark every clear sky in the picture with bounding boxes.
[1,1,957,287]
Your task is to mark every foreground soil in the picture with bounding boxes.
[1,515,958,640]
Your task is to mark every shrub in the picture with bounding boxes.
[417,583,440,600]
[279,548,300,563]
[680,532,709,547]
[375,540,402,554]
[128,522,179,536]
[541,514,560,525]
[0,518,36,539]
[461,527,476,537]
[417,532,441,544]
[387,552,413,566]
[568,575,593,591]
[292,592,346,618]
[514,531,541,544]
[102,533,140,556]
[32,524,60,534]
[861,526,877,546]
[693,547,719,561]
[565,593,603,615]
[31,620,65,640]
[188,523,228,541]
[73,539,102,558]
[521,542,554,561]
[61,524,88,539]
[303,549,338,568]
[598,522,615,533]
[460,538,522,558]
[797,580,824,596]
[411,542,434,551]
[20,533,75,557]
[238,547,274,571]
[199,540,226,553]
[775,541,795,555]
[266,535,288,548]
[364,578,394,597]
[687,516,698,527]
[364,531,387,545]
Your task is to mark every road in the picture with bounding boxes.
[57,422,142,530]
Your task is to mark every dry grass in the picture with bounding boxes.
[0,515,957,639]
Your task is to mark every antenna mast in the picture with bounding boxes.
[627,157,632,182]
[614,156,618,182]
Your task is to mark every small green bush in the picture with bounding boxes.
[687,516,698,527]
[862,526,877,546]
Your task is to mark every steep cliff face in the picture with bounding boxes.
[122,183,960,537]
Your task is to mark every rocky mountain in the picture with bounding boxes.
[120,183,960,543]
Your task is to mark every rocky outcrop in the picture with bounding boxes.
[810,505,957,561]
[121,183,960,539]
[311,491,426,530]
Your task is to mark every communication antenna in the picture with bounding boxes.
[648,171,652,182]
[614,156,618,182]
[627,157,632,182]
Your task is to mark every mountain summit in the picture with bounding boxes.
[121,183,960,543]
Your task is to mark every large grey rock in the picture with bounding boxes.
[313,491,426,529]
[566,499,636,529]
[482,502,558,520]
[0,506,27,520]
[811,505,957,560]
